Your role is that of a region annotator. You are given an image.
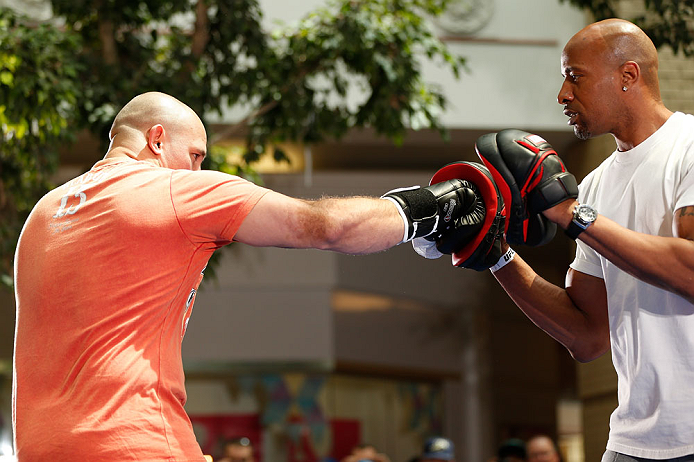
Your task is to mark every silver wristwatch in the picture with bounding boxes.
[565,203,597,240]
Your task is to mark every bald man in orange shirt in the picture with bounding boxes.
[12,92,489,461]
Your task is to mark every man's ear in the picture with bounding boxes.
[621,60,640,90]
[147,124,165,155]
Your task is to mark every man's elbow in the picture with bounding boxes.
[295,203,344,250]
[310,225,344,251]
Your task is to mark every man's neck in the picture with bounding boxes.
[614,104,673,152]
[103,146,161,168]
[104,146,137,160]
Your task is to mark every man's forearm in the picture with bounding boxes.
[546,199,694,303]
[303,197,405,254]
[492,250,609,362]
[577,215,694,303]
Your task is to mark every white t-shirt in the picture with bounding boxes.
[570,112,694,459]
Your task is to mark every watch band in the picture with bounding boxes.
[565,220,585,240]
[564,203,597,240]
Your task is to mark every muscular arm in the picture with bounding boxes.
[545,200,694,304]
[492,243,610,362]
[499,199,694,361]
[233,190,404,254]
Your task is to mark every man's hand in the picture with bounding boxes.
[411,161,507,271]
[382,179,483,243]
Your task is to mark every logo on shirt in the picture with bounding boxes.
[53,186,87,219]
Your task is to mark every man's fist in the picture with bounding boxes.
[412,161,507,271]
[475,129,578,246]
[382,179,483,243]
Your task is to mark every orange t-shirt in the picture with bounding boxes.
[13,158,268,461]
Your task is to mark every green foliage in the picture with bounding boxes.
[2,0,464,288]
[48,0,463,154]
[243,0,465,151]
[49,0,275,143]
[561,0,694,56]
[0,8,82,287]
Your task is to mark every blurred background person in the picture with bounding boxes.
[218,437,255,462]
[340,443,391,462]
[420,436,455,462]
[496,438,526,462]
[526,435,561,462]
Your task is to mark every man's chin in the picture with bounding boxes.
[573,124,591,140]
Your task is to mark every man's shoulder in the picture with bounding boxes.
[667,112,694,156]
[170,168,258,188]
[671,111,694,133]
[677,111,694,121]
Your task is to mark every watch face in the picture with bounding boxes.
[577,204,598,223]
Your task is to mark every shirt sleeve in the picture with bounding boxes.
[569,239,604,278]
[169,169,270,245]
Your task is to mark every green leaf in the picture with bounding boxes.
[273,146,290,164]
[0,71,13,86]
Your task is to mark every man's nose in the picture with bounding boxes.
[557,81,573,104]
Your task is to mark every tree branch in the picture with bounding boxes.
[191,0,209,58]
[210,62,323,144]
[97,16,118,65]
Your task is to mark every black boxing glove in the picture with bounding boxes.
[412,161,507,271]
[434,181,486,254]
[382,179,482,243]
[435,207,505,271]
[475,129,578,246]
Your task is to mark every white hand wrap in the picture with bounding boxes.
[412,237,444,259]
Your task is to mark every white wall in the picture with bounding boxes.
[428,0,587,129]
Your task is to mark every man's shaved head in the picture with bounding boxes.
[107,92,207,170]
[110,92,204,142]
[557,19,670,148]
[565,18,660,96]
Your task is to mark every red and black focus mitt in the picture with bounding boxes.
[413,161,506,271]
[475,129,578,246]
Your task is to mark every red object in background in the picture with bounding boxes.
[189,413,262,461]
[328,419,360,461]
[286,417,361,462]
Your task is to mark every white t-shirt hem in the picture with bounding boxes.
[607,441,694,460]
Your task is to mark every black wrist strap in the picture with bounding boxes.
[564,221,584,240]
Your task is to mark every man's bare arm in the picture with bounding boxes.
[546,200,694,303]
[233,190,404,254]
[492,245,610,362]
